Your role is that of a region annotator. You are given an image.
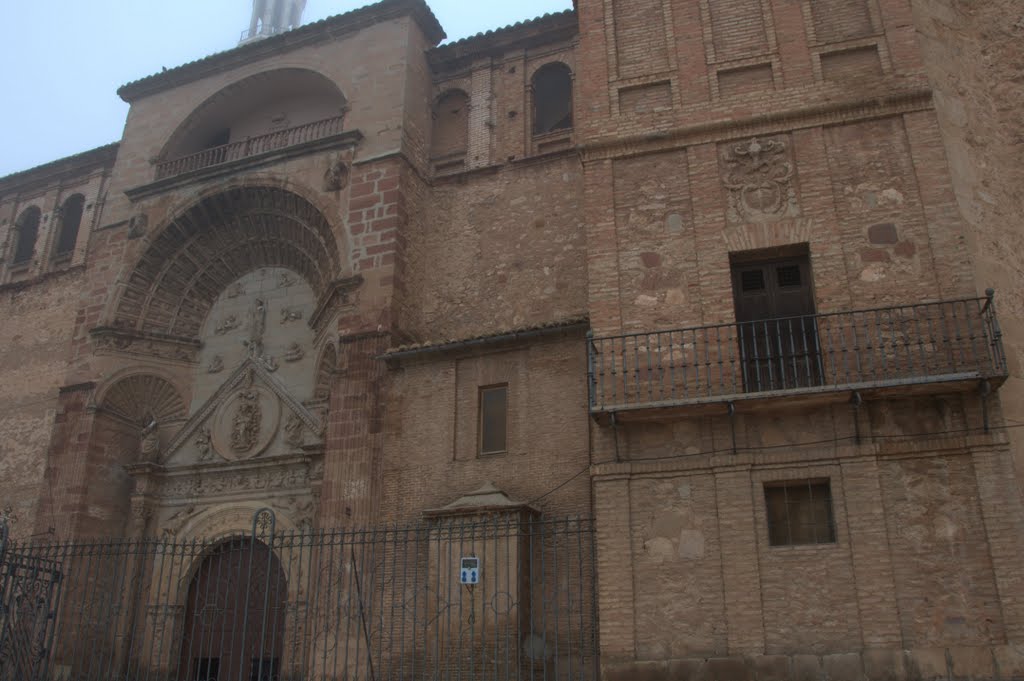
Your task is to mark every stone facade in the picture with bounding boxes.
[1,0,1022,679]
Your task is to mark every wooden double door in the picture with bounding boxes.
[731,255,822,392]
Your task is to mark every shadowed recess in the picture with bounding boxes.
[114,186,342,338]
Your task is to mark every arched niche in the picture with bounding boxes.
[532,62,574,135]
[11,205,41,265]
[431,89,470,159]
[112,186,343,338]
[161,68,348,162]
[55,194,85,257]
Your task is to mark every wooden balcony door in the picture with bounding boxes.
[731,255,822,392]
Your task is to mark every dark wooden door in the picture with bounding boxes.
[731,257,821,392]
[179,539,286,681]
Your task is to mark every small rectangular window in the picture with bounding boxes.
[764,480,836,546]
[479,385,508,455]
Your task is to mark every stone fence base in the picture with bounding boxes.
[604,645,1024,681]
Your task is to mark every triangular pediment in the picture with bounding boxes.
[164,357,325,464]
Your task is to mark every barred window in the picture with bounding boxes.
[764,479,836,546]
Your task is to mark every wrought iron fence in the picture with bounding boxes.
[0,511,597,681]
[155,115,348,180]
[588,294,1007,412]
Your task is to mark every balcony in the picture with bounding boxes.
[587,293,1008,422]
[154,115,348,180]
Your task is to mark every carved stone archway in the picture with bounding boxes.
[112,186,343,338]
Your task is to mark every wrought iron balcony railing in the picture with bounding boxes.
[155,115,347,180]
[588,293,1007,414]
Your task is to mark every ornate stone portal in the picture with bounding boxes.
[127,267,328,538]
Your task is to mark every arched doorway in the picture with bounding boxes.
[178,538,287,681]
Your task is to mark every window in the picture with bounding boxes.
[479,384,508,455]
[431,89,470,160]
[764,480,837,546]
[532,62,573,135]
[250,657,279,681]
[11,206,41,265]
[55,194,85,257]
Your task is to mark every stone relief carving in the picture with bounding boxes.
[284,413,305,447]
[323,158,350,192]
[279,272,296,288]
[260,355,279,373]
[195,427,213,461]
[284,343,304,363]
[230,373,262,455]
[139,417,160,462]
[227,282,246,299]
[149,462,322,500]
[215,315,240,336]
[721,136,799,223]
[207,355,224,374]
[280,306,304,324]
[93,331,199,363]
[127,213,148,239]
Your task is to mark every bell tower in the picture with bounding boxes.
[241,0,307,43]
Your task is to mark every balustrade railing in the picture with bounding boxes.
[155,115,347,180]
[588,293,1007,413]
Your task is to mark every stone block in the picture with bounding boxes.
[752,654,792,681]
[824,652,866,681]
[993,644,1024,681]
[703,656,753,681]
[605,660,669,681]
[948,646,994,680]
[906,648,949,681]
[793,654,824,681]
[863,648,907,681]
[668,657,705,681]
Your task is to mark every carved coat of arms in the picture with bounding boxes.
[721,137,800,223]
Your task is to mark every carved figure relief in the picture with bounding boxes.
[195,427,213,461]
[215,316,240,336]
[139,417,160,462]
[230,374,262,454]
[284,413,305,447]
[244,299,267,358]
[227,282,246,299]
[280,306,303,324]
[207,355,224,374]
[284,343,304,363]
[279,272,296,287]
[128,213,149,239]
[323,158,350,192]
[721,136,799,223]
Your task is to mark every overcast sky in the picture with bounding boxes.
[0,0,572,177]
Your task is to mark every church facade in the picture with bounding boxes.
[1,0,1023,679]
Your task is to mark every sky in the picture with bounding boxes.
[0,0,573,178]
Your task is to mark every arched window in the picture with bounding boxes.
[55,194,85,257]
[11,206,41,265]
[532,62,574,136]
[431,89,470,159]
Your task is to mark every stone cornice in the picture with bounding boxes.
[0,144,118,197]
[578,88,935,162]
[117,0,444,103]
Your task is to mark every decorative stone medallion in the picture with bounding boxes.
[211,381,281,461]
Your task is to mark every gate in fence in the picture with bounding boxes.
[0,510,597,681]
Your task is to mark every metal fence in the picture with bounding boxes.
[0,511,597,681]
[155,115,348,180]
[588,294,1007,412]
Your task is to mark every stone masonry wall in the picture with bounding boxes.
[912,0,1024,485]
